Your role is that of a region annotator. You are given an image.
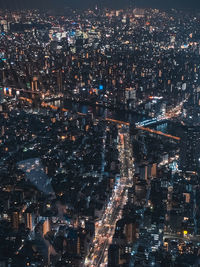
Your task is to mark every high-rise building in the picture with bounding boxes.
[1,20,10,32]
[180,89,200,172]
[151,163,157,178]
[57,69,63,92]
[12,211,20,230]
[179,125,200,172]
[139,164,148,180]
[31,76,38,91]
[108,244,120,267]
[124,221,137,243]
[0,87,3,104]
[25,212,35,231]
[42,218,50,236]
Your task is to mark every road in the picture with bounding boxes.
[163,232,200,244]
[136,99,186,127]
[84,125,134,267]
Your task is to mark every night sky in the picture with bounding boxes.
[0,0,199,10]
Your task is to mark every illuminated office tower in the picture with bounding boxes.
[1,20,10,32]
[42,218,50,236]
[57,69,63,92]
[108,244,120,267]
[124,221,137,243]
[25,212,35,231]
[180,89,200,172]
[31,76,38,91]
[0,87,3,103]
[12,211,20,230]
[151,163,157,178]
[180,126,200,172]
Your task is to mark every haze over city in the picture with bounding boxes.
[0,0,200,267]
[1,0,200,9]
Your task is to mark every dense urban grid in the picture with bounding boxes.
[0,5,200,267]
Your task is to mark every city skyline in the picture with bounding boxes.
[0,4,200,267]
[1,0,200,10]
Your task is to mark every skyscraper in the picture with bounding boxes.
[0,87,3,103]
[108,244,120,267]
[180,88,200,172]
[180,125,200,172]
[12,211,20,230]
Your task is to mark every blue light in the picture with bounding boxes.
[99,85,104,90]
[70,30,76,36]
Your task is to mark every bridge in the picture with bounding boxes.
[105,118,180,141]
[137,125,180,141]
[163,232,200,245]
[2,88,181,141]
[17,98,181,141]
[136,117,164,127]
[136,99,185,128]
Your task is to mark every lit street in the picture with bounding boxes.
[84,125,134,267]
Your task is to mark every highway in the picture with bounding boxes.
[106,118,180,141]
[163,232,200,245]
[137,125,180,141]
[84,126,134,267]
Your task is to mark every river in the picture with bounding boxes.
[46,99,182,138]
